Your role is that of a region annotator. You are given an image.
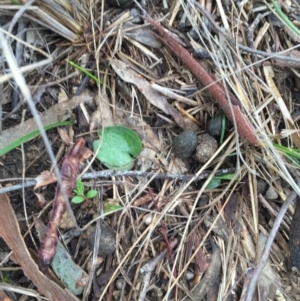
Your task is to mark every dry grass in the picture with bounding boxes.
[1,0,300,300]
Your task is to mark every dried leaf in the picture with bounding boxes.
[0,193,79,301]
[185,239,221,301]
[34,171,57,190]
[125,26,162,48]
[57,128,72,145]
[90,94,114,131]
[111,59,199,131]
[258,233,277,300]
[224,193,238,224]
[34,192,47,208]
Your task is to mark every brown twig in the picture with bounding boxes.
[145,17,259,146]
[243,187,299,301]
[38,138,92,272]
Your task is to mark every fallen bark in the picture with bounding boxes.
[38,138,92,272]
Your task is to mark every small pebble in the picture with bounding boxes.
[88,224,116,256]
[197,194,209,207]
[265,186,278,200]
[186,270,195,281]
[207,113,227,137]
[195,134,218,163]
[116,279,126,290]
[257,179,268,195]
[172,130,198,160]
[143,214,153,225]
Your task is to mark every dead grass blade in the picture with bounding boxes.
[0,27,52,84]
[263,64,300,148]
[0,95,92,156]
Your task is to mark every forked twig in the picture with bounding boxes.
[145,17,259,146]
[38,138,92,272]
[243,186,299,301]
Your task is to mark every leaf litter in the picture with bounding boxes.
[2,0,300,300]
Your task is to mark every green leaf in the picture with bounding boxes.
[273,143,300,159]
[93,126,143,171]
[2,275,10,283]
[284,153,300,169]
[75,179,85,194]
[71,195,85,204]
[206,177,222,189]
[10,0,22,4]
[214,173,235,180]
[66,60,105,86]
[86,189,97,199]
[271,0,300,38]
[104,203,123,213]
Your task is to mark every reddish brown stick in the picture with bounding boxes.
[146,17,259,146]
[38,138,92,272]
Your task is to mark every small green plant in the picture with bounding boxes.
[2,275,10,283]
[66,60,105,86]
[71,178,97,204]
[205,173,235,189]
[104,202,123,213]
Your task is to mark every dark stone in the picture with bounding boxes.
[172,130,198,160]
[88,223,116,256]
[207,113,227,137]
[257,179,268,195]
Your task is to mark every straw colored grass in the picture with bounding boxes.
[1,0,300,300]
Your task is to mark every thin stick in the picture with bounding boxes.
[0,168,236,194]
[243,186,299,301]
